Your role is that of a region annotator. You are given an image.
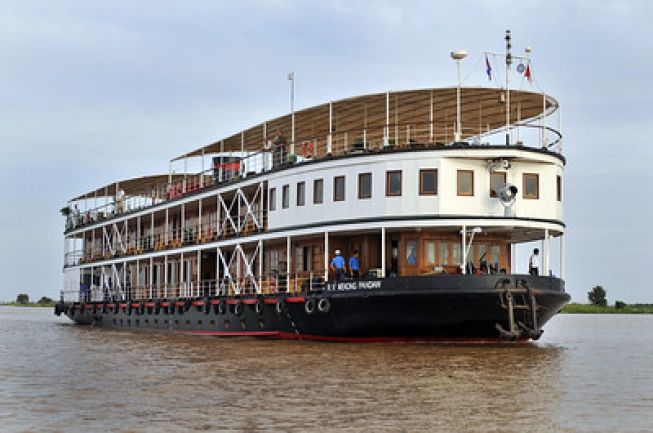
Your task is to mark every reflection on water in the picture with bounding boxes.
[0,307,651,433]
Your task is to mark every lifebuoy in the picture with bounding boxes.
[302,140,314,158]
[255,300,264,315]
[276,299,286,315]
[318,298,331,314]
[234,302,243,316]
[304,298,316,314]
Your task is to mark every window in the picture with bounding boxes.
[490,172,506,198]
[334,176,345,201]
[386,171,402,196]
[419,169,438,195]
[406,240,417,266]
[439,242,450,265]
[523,173,539,199]
[425,240,436,265]
[282,185,289,208]
[269,188,276,211]
[313,179,323,204]
[297,181,305,206]
[358,173,372,199]
[457,170,474,196]
[557,175,562,201]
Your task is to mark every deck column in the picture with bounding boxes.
[149,256,153,299]
[560,233,566,280]
[164,254,168,298]
[197,249,201,297]
[511,244,516,275]
[286,236,291,291]
[324,231,329,283]
[180,252,185,297]
[381,227,386,278]
[383,91,390,147]
[543,229,550,276]
[461,225,467,274]
[327,102,333,154]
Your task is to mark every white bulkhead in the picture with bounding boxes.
[267,148,563,230]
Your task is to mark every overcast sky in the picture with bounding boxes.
[1,0,651,303]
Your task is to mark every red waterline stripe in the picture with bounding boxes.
[209,299,221,305]
[119,304,128,309]
[144,302,155,308]
[178,330,281,337]
[160,302,170,307]
[242,299,257,305]
[285,296,305,303]
[178,330,529,344]
[131,303,140,308]
[225,299,239,305]
[174,301,185,307]
[191,301,205,307]
[263,298,279,304]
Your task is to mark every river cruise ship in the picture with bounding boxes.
[56,64,570,341]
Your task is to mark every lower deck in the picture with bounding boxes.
[58,274,570,341]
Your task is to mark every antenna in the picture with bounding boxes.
[505,29,512,146]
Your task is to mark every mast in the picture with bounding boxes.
[505,29,512,145]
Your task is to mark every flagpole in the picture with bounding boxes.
[505,29,512,146]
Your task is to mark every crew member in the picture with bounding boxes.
[349,250,361,279]
[529,248,540,276]
[330,249,346,281]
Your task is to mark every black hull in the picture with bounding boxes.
[56,275,570,342]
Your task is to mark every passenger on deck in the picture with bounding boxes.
[529,248,540,276]
[349,250,360,279]
[330,249,346,282]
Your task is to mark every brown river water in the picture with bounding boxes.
[0,307,651,433]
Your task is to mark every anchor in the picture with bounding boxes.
[496,279,543,341]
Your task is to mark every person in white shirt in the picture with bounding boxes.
[529,248,540,276]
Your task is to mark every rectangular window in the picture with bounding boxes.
[419,169,438,195]
[269,188,276,211]
[557,175,562,201]
[334,176,345,201]
[358,173,372,199]
[406,240,417,266]
[425,240,436,265]
[457,170,474,196]
[490,172,507,198]
[313,179,323,204]
[523,173,539,199]
[296,181,305,206]
[386,170,402,196]
[282,184,289,208]
[440,242,450,265]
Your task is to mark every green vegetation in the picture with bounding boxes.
[1,294,57,308]
[562,303,653,314]
[560,284,653,313]
[588,285,607,307]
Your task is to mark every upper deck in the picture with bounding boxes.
[64,86,562,234]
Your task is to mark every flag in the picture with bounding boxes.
[485,54,492,81]
[524,64,532,82]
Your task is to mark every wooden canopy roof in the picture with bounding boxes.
[174,87,557,160]
[71,174,188,201]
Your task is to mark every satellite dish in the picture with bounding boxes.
[494,183,518,217]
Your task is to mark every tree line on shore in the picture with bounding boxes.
[562,285,653,314]
[1,293,54,306]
